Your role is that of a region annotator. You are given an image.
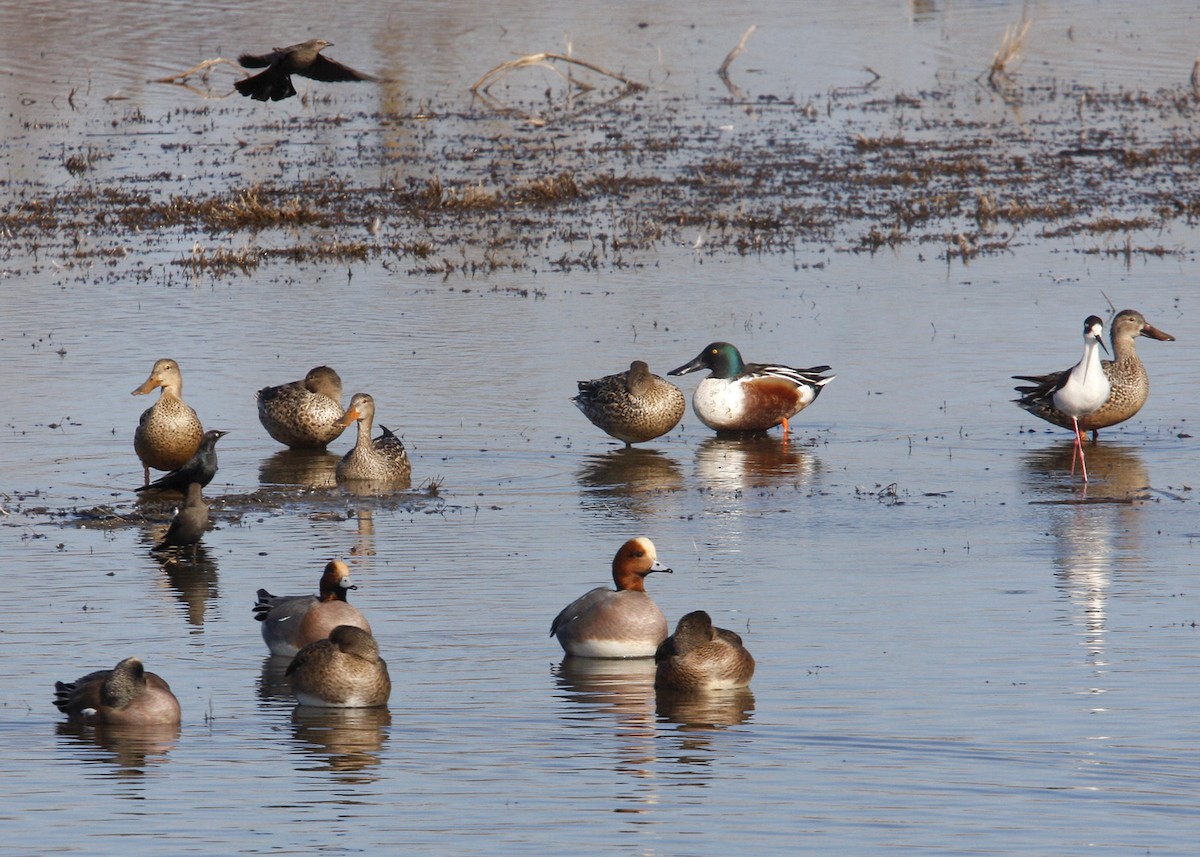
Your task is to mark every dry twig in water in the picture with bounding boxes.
[718,26,757,79]
[152,58,244,99]
[471,52,645,95]
[988,15,1033,90]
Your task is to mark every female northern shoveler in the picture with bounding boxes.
[254,559,373,658]
[1016,317,1111,482]
[287,625,391,708]
[256,365,347,450]
[132,358,204,486]
[550,536,673,658]
[572,360,686,446]
[54,656,181,726]
[335,393,411,486]
[1014,308,1175,441]
[654,610,755,692]
[669,341,835,434]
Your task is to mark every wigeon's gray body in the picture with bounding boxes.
[551,536,672,658]
[254,560,371,658]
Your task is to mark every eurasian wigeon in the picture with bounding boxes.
[550,536,672,658]
[287,625,391,708]
[254,559,372,658]
[654,610,755,691]
[54,656,182,726]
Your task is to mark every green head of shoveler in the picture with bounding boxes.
[668,342,746,379]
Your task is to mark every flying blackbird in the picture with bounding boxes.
[136,429,227,494]
[235,39,379,102]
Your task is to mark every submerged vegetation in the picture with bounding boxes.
[4,67,1200,279]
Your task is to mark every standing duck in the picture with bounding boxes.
[669,341,835,434]
[54,656,181,726]
[572,360,686,446]
[335,393,411,486]
[654,610,755,692]
[253,559,372,658]
[1014,308,1175,441]
[132,358,204,485]
[550,536,673,658]
[256,365,347,450]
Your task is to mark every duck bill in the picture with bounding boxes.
[668,355,705,376]
[131,376,162,396]
[337,408,361,427]
[648,561,673,574]
[1140,323,1175,342]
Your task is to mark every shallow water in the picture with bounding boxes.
[2,1,1200,854]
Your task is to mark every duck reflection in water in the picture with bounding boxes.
[1020,442,1150,500]
[258,447,340,489]
[290,705,392,776]
[55,721,181,774]
[576,448,685,518]
[692,434,821,491]
[554,656,657,724]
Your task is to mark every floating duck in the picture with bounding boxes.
[550,536,672,658]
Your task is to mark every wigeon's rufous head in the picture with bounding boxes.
[612,536,672,592]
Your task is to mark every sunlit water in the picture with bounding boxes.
[2,1,1199,854]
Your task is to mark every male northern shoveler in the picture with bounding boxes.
[572,360,686,446]
[1016,316,1111,482]
[654,610,755,692]
[669,341,835,434]
[335,393,411,486]
[256,365,347,450]
[132,358,204,486]
[1014,308,1175,441]
[253,559,372,658]
[287,625,391,708]
[550,536,673,658]
[53,656,181,726]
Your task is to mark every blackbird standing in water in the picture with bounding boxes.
[234,39,379,102]
[153,482,210,551]
[136,429,227,494]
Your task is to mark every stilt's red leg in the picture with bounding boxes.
[1073,418,1089,483]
